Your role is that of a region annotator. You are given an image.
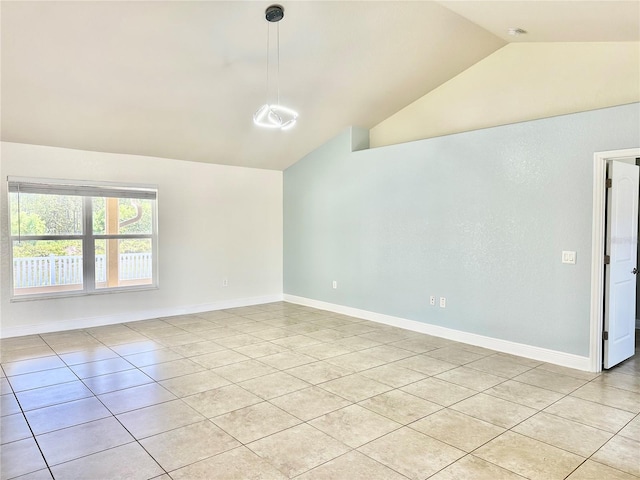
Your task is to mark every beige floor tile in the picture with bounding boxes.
[258,351,317,370]
[183,384,262,418]
[535,363,601,381]
[513,411,613,456]
[394,355,458,376]
[286,361,352,384]
[358,426,465,480]
[251,327,294,341]
[618,415,640,441]
[425,346,486,365]
[359,364,426,388]
[324,351,388,373]
[170,340,226,357]
[333,336,382,351]
[596,372,640,394]
[294,342,353,360]
[141,420,240,471]
[435,366,506,391]
[233,342,288,358]
[566,459,639,480]
[69,357,135,379]
[238,371,310,400]
[159,370,231,397]
[2,355,66,376]
[36,417,134,465]
[270,386,352,421]
[358,330,410,345]
[13,468,54,480]
[544,396,635,432]
[82,368,154,395]
[24,397,111,435]
[1,336,48,352]
[98,383,176,414]
[485,379,564,410]
[450,393,537,428]
[0,437,48,479]
[58,347,119,366]
[429,454,525,480]
[400,377,476,407]
[123,348,184,367]
[212,359,278,383]
[335,324,380,337]
[591,435,640,476]
[1,413,32,444]
[110,340,164,356]
[358,389,441,424]
[389,338,439,354]
[0,377,12,395]
[215,334,264,349]
[213,401,301,444]
[140,359,208,384]
[320,373,392,402]
[1,394,21,416]
[1,345,56,364]
[170,446,288,480]
[465,355,533,378]
[570,382,640,413]
[309,404,401,448]
[15,380,93,411]
[358,345,414,362]
[272,335,323,349]
[190,349,251,369]
[513,369,588,394]
[8,367,77,392]
[50,441,164,479]
[297,450,407,480]
[246,423,350,477]
[306,329,352,343]
[411,408,504,452]
[117,399,205,439]
[474,431,584,480]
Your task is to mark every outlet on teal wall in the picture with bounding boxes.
[284,103,640,357]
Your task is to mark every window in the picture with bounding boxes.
[8,177,158,299]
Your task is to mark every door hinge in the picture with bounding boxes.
[606,178,612,188]
[603,331,609,341]
[604,255,610,264]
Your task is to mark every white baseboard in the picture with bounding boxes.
[0,294,283,339]
[284,294,592,372]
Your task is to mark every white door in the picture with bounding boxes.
[604,160,639,369]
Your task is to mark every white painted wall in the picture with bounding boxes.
[371,42,640,148]
[0,142,283,337]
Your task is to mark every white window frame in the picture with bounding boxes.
[8,176,159,301]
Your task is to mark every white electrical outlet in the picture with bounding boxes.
[332,280,337,289]
[222,278,228,287]
[430,296,436,306]
[439,297,446,308]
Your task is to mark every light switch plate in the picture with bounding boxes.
[562,251,576,264]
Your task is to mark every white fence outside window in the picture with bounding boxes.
[13,253,152,288]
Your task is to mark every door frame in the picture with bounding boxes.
[590,147,640,372]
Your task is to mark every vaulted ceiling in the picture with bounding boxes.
[1,1,638,170]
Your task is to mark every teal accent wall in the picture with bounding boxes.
[284,104,640,357]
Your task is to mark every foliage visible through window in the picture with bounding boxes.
[8,179,158,298]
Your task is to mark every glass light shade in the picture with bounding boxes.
[254,104,298,130]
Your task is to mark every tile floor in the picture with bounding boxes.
[1,302,639,479]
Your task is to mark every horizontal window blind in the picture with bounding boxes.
[8,178,157,200]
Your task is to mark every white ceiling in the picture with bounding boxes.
[1,1,638,171]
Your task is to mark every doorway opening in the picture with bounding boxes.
[590,148,640,372]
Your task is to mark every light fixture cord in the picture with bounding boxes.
[277,21,280,106]
[265,21,270,105]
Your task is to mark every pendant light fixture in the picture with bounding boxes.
[253,4,298,130]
